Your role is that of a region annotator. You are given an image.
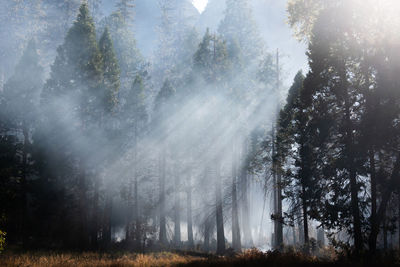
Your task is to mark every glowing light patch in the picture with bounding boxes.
[192,0,208,13]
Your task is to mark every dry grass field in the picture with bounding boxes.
[0,249,399,267]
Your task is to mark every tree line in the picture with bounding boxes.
[0,0,276,254]
[258,0,400,254]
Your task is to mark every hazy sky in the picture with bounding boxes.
[192,0,208,13]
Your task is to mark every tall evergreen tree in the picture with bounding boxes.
[1,39,43,245]
[153,79,176,246]
[40,3,104,249]
[123,74,148,248]
[99,27,120,115]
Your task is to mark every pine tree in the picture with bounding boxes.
[41,3,104,249]
[1,39,43,245]
[153,79,175,246]
[193,29,229,86]
[123,75,148,247]
[99,11,145,92]
[99,27,120,115]
[277,71,322,250]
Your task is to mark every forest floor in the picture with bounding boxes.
[1,249,400,267]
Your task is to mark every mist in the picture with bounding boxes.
[3,0,398,262]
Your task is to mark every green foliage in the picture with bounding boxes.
[99,27,120,114]
[193,29,230,85]
[287,0,324,42]
[99,11,145,83]
[43,3,103,107]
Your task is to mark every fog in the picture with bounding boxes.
[0,0,308,252]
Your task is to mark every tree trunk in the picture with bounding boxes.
[21,124,29,245]
[398,193,400,249]
[103,194,112,248]
[342,74,362,252]
[133,125,140,249]
[369,149,377,250]
[204,216,211,252]
[78,163,89,250]
[302,184,309,246]
[159,146,167,245]
[383,214,388,251]
[91,176,99,249]
[134,175,140,248]
[298,211,304,244]
[240,140,253,247]
[276,171,283,247]
[232,145,241,252]
[215,161,225,255]
[174,164,181,248]
[187,184,194,250]
[126,181,132,242]
[272,125,283,249]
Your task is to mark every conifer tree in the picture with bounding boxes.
[1,39,43,245]
[123,75,148,247]
[153,79,175,246]
[99,27,120,115]
[41,3,103,249]
[99,11,145,92]
[277,71,322,249]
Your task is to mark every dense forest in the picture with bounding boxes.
[1,0,400,265]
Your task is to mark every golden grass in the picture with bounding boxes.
[0,249,399,267]
[0,251,205,267]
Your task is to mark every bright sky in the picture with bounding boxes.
[192,0,208,13]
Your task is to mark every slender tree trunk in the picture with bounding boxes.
[232,144,241,252]
[103,194,112,247]
[369,149,377,250]
[133,125,140,249]
[274,49,283,249]
[302,184,309,245]
[398,193,400,249]
[298,209,304,244]
[134,175,140,247]
[91,176,99,249]
[342,71,362,252]
[215,161,225,255]
[204,216,211,252]
[126,181,132,241]
[78,163,88,250]
[277,171,283,247]
[159,146,167,245]
[240,141,253,247]
[383,214,388,251]
[174,164,181,247]
[272,126,278,249]
[272,124,283,249]
[187,182,194,249]
[21,124,29,245]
